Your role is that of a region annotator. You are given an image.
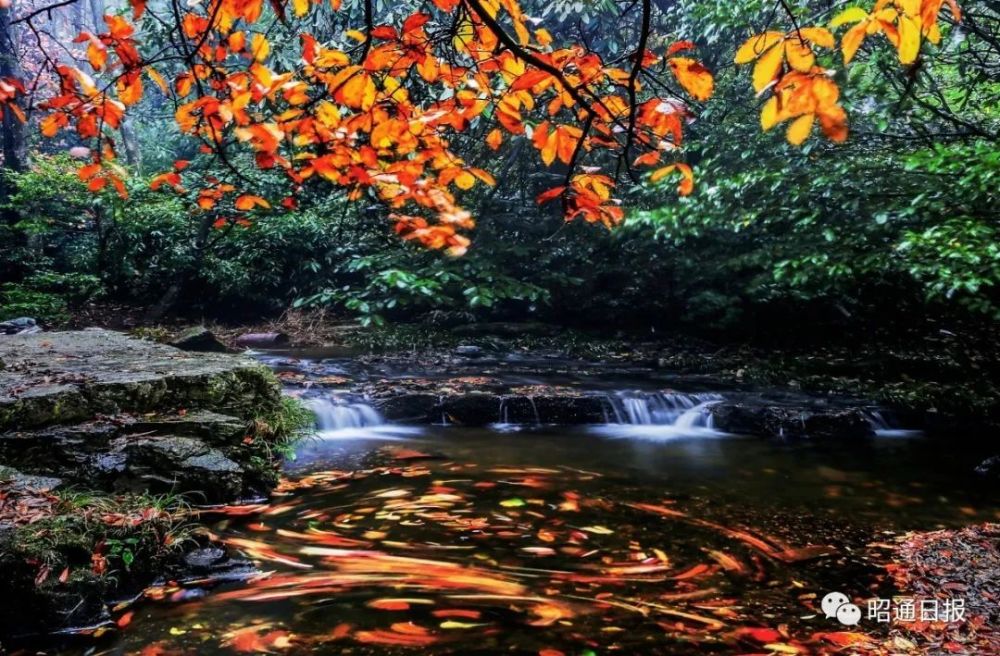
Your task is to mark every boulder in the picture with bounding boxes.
[709,402,874,440]
[170,326,229,353]
[0,329,281,431]
[440,393,501,425]
[0,466,63,491]
[374,393,440,422]
[120,436,244,501]
[0,317,40,335]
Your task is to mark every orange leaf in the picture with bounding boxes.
[536,186,566,204]
[668,57,714,101]
[77,163,102,181]
[486,128,503,151]
[235,194,270,211]
[666,40,696,56]
[87,41,107,71]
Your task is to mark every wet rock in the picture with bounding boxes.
[374,393,440,422]
[709,403,874,440]
[170,326,229,353]
[528,395,607,424]
[440,393,500,425]
[0,466,63,491]
[184,546,227,570]
[0,329,281,431]
[124,410,247,444]
[122,436,244,501]
[454,345,484,357]
[173,545,257,584]
[234,332,290,348]
[0,317,39,335]
[438,392,608,425]
[974,455,1000,480]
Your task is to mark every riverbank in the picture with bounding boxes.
[2,323,998,653]
[119,312,1000,437]
[0,330,309,644]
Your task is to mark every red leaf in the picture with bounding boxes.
[536,186,566,204]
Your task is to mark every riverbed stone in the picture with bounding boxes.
[170,326,229,353]
[0,329,281,431]
[709,402,874,440]
[374,393,441,422]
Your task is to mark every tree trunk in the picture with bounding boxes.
[145,215,217,322]
[121,118,142,171]
[0,4,28,223]
[89,0,104,32]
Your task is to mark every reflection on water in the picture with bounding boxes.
[85,423,998,656]
[63,350,999,655]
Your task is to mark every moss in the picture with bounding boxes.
[10,491,189,574]
[0,490,191,636]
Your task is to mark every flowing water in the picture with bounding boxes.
[77,351,999,655]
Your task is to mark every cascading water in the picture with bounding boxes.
[864,408,921,437]
[301,393,420,440]
[593,391,727,438]
[306,396,384,431]
[605,391,723,427]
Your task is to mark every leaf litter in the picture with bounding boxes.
[102,446,989,655]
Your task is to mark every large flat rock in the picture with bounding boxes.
[0,330,280,430]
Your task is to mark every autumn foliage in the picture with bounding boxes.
[1,0,962,252]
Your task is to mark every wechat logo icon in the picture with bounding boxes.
[822,591,862,626]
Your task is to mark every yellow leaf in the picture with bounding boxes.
[784,39,815,72]
[752,43,784,92]
[734,32,783,63]
[87,41,107,71]
[440,621,487,629]
[798,27,835,49]
[897,15,921,64]
[786,113,814,145]
[649,165,675,183]
[535,28,553,46]
[900,0,920,18]
[760,96,780,131]
[841,23,868,64]
[251,33,270,62]
[454,170,476,190]
[117,76,142,106]
[316,100,341,127]
[235,194,270,210]
[830,7,869,28]
[146,67,169,94]
[649,163,694,196]
[292,0,309,17]
[537,127,557,167]
[582,526,614,535]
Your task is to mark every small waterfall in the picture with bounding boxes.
[304,395,384,431]
[592,391,726,439]
[864,408,921,437]
[605,391,723,427]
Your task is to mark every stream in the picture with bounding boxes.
[86,350,999,655]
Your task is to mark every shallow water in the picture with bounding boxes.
[79,354,999,655]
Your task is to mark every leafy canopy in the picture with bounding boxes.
[2,0,964,252]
